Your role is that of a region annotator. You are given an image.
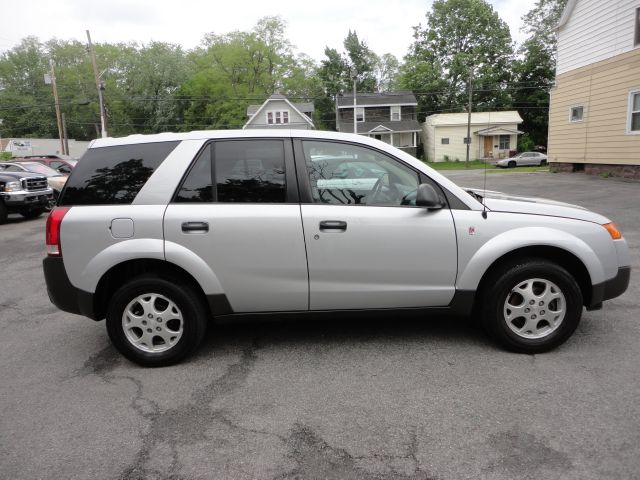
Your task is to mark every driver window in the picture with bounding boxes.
[302,141,420,206]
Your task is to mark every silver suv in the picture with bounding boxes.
[43,131,630,366]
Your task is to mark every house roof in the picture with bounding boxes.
[557,0,578,30]
[338,120,421,134]
[244,94,314,129]
[337,91,417,108]
[247,93,314,115]
[425,111,523,126]
[474,126,524,136]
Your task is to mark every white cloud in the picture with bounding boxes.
[3,0,534,60]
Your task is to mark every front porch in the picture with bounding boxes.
[365,127,420,157]
[474,126,522,161]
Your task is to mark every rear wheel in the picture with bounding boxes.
[106,275,208,367]
[540,159,548,166]
[481,258,583,353]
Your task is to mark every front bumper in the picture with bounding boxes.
[43,257,98,320]
[2,189,53,206]
[590,266,631,307]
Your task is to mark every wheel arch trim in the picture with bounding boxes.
[457,227,605,292]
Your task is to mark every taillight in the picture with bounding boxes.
[46,207,71,256]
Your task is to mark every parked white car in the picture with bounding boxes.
[43,131,629,366]
[496,152,548,168]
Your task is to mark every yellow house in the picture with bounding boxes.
[422,111,523,162]
[548,0,640,178]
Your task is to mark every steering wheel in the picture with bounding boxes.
[368,176,384,204]
[368,175,399,205]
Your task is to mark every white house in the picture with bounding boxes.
[422,111,523,162]
[244,93,314,130]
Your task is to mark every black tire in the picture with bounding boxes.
[540,159,548,166]
[480,258,583,353]
[20,208,45,219]
[0,201,7,224]
[106,275,209,367]
[508,160,517,168]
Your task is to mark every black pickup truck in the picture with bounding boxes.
[0,170,54,224]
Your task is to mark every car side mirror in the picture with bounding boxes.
[416,183,444,209]
[57,166,71,174]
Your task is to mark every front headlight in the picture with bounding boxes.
[3,181,21,192]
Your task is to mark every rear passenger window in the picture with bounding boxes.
[175,145,213,203]
[59,141,178,206]
[214,140,286,203]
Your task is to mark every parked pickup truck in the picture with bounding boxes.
[0,169,54,223]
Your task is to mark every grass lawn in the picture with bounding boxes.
[425,160,492,170]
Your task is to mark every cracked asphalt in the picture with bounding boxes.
[1,170,638,480]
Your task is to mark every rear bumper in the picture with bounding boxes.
[43,257,98,320]
[590,266,631,307]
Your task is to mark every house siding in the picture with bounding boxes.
[548,48,640,166]
[557,0,639,75]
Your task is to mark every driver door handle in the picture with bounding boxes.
[182,221,209,233]
[319,220,347,232]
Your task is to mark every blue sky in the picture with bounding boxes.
[1,0,536,61]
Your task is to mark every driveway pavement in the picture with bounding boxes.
[0,170,638,480]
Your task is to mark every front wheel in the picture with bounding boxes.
[481,258,583,353]
[540,159,548,166]
[0,201,7,224]
[106,275,208,367]
[508,160,517,168]
[20,208,45,219]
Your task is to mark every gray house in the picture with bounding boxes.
[336,91,421,156]
[244,94,315,129]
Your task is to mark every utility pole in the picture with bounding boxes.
[86,30,107,138]
[351,67,358,135]
[465,68,474,168]
[46,60,65,155]
[61,113,69,156]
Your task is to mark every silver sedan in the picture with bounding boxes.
[496,152,548,168]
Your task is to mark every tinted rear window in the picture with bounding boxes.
[59,142,179,206]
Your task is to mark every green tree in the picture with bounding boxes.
[178,16,302,129]
[512,0,568,148]
[521,0,568,58]
[400,0,514,119]
[0,37,54,139]
[375,53,400,92]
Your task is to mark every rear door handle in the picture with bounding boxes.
[319,220,347,232]
[181,221,209,233]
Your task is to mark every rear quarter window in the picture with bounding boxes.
[59,141,179,206]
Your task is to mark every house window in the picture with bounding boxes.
[441,138,449,145]
[629,90,640,133]
[463,137,472,144]
[391,106,401,121]
[499,135,510,150]
[356,107,365,122]
[570,105,584,122]
[635,8,640,47]
[267,111,289,125]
